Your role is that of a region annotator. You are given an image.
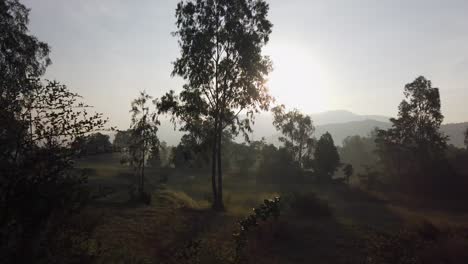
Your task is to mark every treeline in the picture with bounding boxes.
[119,75,468,202]
[339,77,468,198]
[2,0,468,262]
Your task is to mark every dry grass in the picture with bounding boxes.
[70,153,468,264]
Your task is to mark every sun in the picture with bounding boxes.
[265,43,329,113]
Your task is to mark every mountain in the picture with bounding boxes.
[309,110,390,125]
[127,110,467,148]
[246,113,468,148]
[315,119,391,145]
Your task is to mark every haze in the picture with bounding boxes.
[24,0,468,129]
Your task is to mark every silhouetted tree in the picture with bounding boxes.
[1,80,107,261]
[256,144,302,184]
[128,92,159,200]
[314,132,340,182]
[231,142,257,178]
[171,133,211,169]
[339,129,379,175]
[464,127,468,149]
[358,166,379,191]
[376,76,447,186]
[75,132,112,155]
[158,0,273,210]
[0,2,108,261]
[113,129,132,152]
[272,105,315,168]
[343,164,354,186]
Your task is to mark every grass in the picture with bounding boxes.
[68,153,468,264]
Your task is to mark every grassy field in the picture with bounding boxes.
[69,153,468,264]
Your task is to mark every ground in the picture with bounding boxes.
[67,153,468,264]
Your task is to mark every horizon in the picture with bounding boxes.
[23,0,468,130]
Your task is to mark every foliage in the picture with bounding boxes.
[126,91,160,201]
[0,2,109,260]
[233,197,281,262]
[113,129,132,152]
[375,76,450,191]
[366,222,468,264]
[158,0,273,210]
[339,130,379,175]
[256,144,303,184]
[171,133,212,169]
[230,142,257,178]
[343,164,354,186]
[173,239,202,264]
[74,132,112,155]
[272,105,315,168]
[0,80,107,262]
[314,132,340,182]
[358,166,380,191]
[464,127,468,149]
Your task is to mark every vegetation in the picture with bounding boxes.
[2,0,468,263]
[127,92,160,202]
[0,1,108,261]
[314,132,341,182]
[343,164,354,185]
[157,0,273,211]
[272,105,315,168]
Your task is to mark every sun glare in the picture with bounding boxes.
[266,44,329,113]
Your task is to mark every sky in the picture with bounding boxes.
[23,0,468,129]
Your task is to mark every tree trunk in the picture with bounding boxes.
[216,127,224,211]
[211,119,218,209]
[141,157,145,196]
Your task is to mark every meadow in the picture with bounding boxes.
[67,153,468,264]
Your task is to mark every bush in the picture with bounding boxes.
[365,221,468,264]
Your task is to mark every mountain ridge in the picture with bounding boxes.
[148,110,468,148]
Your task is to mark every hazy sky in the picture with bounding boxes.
[24,0,468,129]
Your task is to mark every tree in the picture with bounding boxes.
[158,0,273,210]
[1,2,108,261]
[1,80,107,261]
[464,127,468,149]
[128,92,159,200]
[272,105,315,168]
[231,142,257,178]
[314,132,340,182]
[256,144,302,184]
[376,76,447,183]
[113,130,132,152]
[339,129,379,175]
[76,132,112,155]
[343,164,354,186]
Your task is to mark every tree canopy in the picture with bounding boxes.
[272,105,315,168]
[376,76,447,181]
[158,0,273,210]
[314,132,340,181]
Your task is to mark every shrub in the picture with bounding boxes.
[365,222,468,264]
[233,197,281,262]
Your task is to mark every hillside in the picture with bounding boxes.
[138,111,468,148]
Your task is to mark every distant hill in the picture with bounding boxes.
[309,110,390,125]
[125,110,468,148]
[441,122,468,147]
[316,119,391,145]
[246,113,468,148]
[262,119,468,147]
